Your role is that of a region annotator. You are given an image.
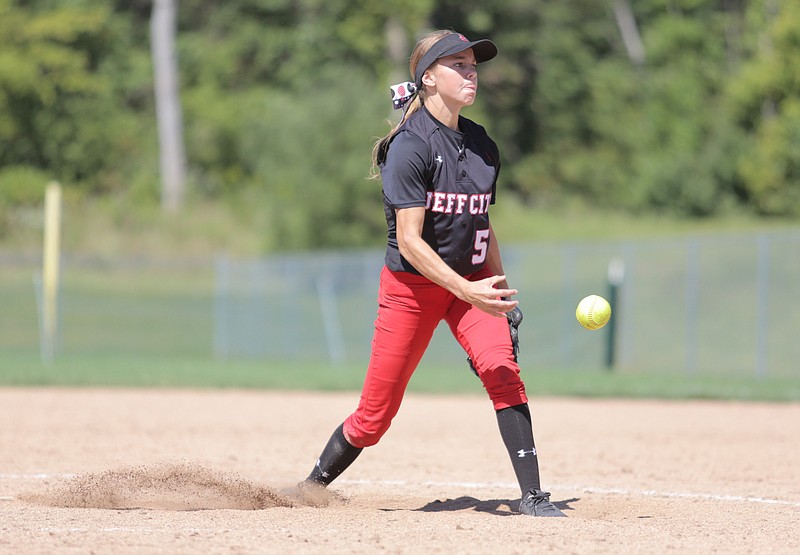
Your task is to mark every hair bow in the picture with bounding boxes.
[389,81,417,110]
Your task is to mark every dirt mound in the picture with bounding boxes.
[20,462,339,510]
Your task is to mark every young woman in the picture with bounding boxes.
[302,30,565,517]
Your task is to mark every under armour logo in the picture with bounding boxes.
[316,459,330,478]
[517,448,537,458]
[435,155,443,163]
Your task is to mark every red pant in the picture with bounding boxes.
[343,266,528,448]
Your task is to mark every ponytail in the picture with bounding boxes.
[369,29,456,179]
[369,95,425,179]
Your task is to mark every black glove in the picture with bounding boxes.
[506,305,523,362]
[467,303,523,377]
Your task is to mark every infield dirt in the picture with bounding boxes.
[1,388,798,554]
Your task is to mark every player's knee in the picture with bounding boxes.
[480,363,527,408]
[488,382,527,410]
[343,419,391,448]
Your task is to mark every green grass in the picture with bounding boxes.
[491,198,799,244]
[5,195,798,258]
[1,351,798,402]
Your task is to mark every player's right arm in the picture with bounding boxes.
[395,207,517,317]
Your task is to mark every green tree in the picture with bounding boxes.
[174,0,432,248]
[3,0,797,251]
[513,0,748,216]
[0,0,152,200]
[729,0,800,216]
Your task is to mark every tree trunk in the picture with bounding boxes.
[151,0,187,212]
[612,0,646,66]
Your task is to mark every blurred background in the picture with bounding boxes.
[1,0,798,398]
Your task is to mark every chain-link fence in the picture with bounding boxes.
[213,230,800,378]
[2,229,799,378]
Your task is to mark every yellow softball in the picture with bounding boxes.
[576,295,612,330]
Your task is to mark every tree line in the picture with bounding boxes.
[1,0,798,249]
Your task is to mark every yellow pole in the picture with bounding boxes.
[42,181,62,363]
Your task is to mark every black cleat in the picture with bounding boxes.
[519,489,566,517]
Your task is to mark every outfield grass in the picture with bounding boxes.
[5,196,798,258]
[2,351,798,402]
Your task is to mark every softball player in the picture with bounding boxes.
[303,30,565,517]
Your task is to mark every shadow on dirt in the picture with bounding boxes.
[415,495,579,516]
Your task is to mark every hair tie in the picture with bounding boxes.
[389,81,417,110]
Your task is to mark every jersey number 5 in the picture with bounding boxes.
[471,229,490,265]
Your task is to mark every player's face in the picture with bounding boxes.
[428,49,479,106]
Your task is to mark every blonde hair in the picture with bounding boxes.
[369,30,456,179]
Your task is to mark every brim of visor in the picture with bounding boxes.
[454,39,498,64]
[431,39,498,65]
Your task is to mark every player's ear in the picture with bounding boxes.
[421,67,436,88]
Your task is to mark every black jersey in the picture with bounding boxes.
[380,107,501,276]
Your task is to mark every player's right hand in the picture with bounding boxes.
[461,275,518,317]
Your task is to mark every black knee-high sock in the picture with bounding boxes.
[496,403,541,495]
[306,423,363,486]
